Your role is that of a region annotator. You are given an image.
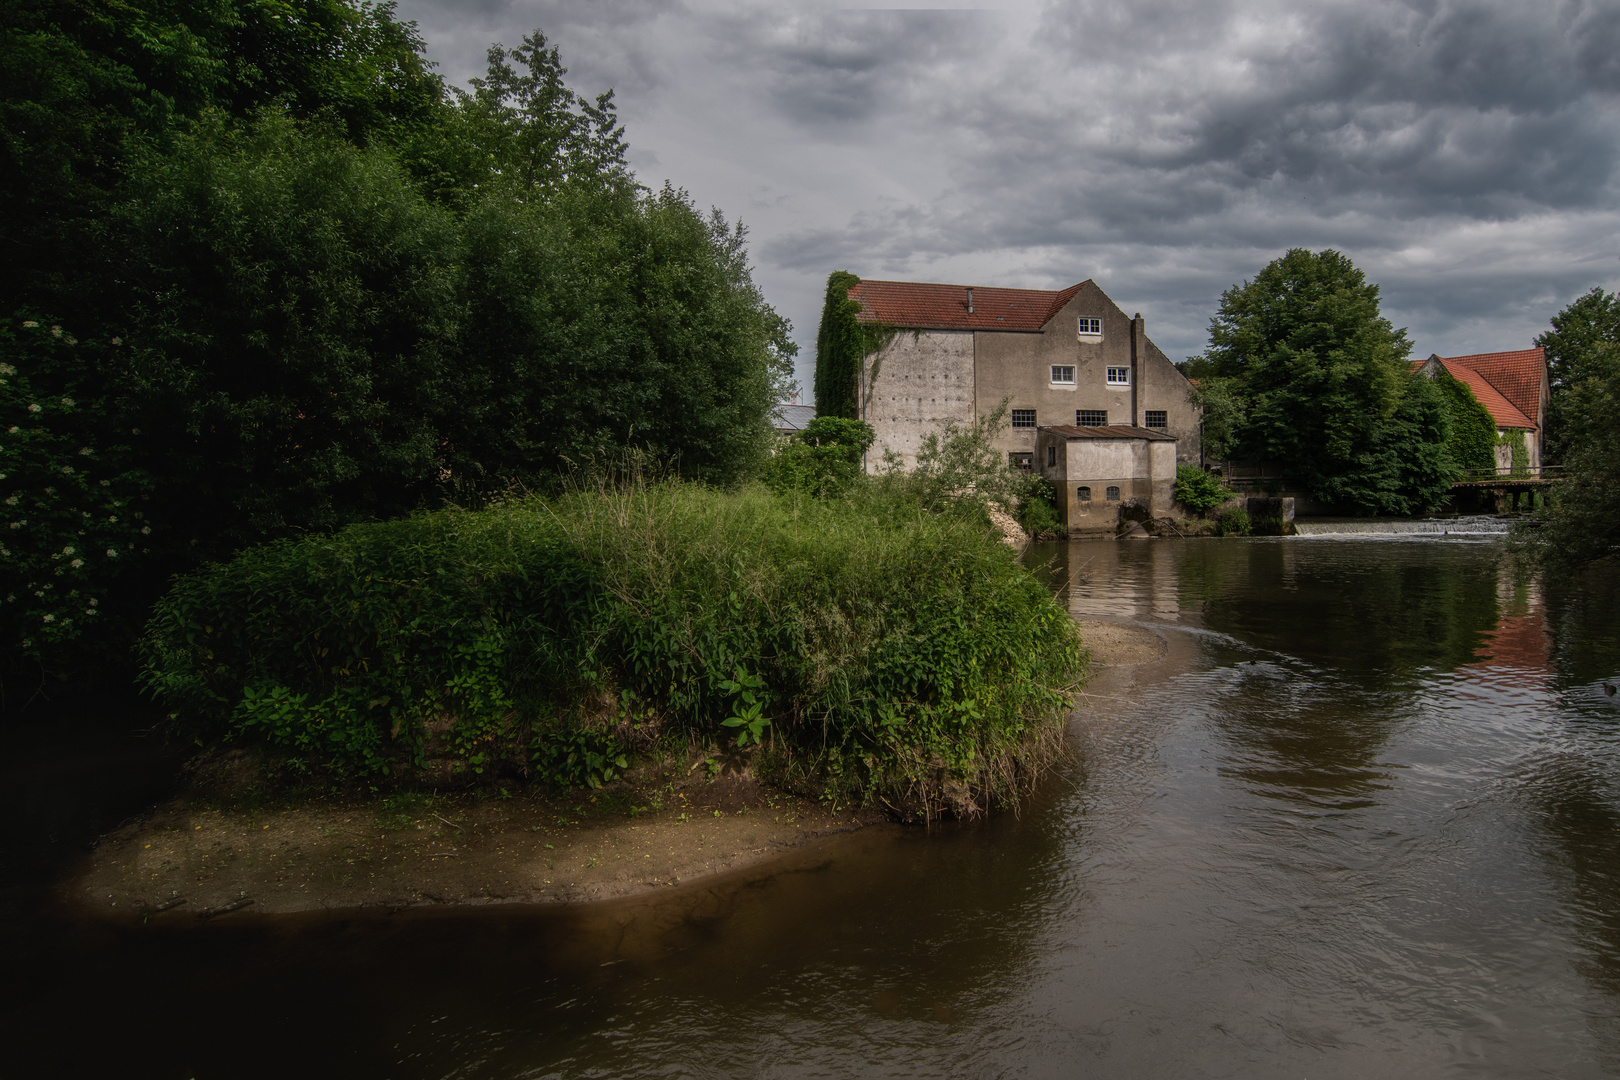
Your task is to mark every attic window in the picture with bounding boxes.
[1011,409,1036,428]
[1077,410,1107,426]
[1050,365,1075,384]
[1107,367,1130,385]
[1145,410,1167,429]
[1078,317,1102,336]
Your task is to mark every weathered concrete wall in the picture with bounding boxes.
[1040,437,1169,532]
[973,288,1199,465]
[860,330,975,470]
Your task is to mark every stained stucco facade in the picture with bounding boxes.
[1035,426,1178,533]
[849,278,1200,471]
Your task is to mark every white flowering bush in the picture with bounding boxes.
[1,317,152,659]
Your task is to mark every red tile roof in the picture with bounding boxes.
[1042,424,1177,442]
[849,279,1092,332]
[1437,348,1545,426]
[1416,357,1535,430]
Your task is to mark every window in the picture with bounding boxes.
[1078,317,1102,336]
[1144,410,1167,429]
[1077,486,1092,502]
[1106,367,1130,385]
[1076,410,1107,426]
[1050,365,1075,384]
[1011,409,1036,428]
[1106,485,1121,501]
[1046,445,1057,467]
[1009,452,1033,471]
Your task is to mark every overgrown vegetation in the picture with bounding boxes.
[1173,465,1232,516]
[140,473,1085,820]
[1433,366,1497,472]
[2,7,795,677]
[763,417,875,498]
[812,272,895,419]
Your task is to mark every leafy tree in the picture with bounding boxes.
[1536,287,1620,461]
[1523,342,1620,567]
[1192,248,1449,514]
[108,113,460,559]
[449,182,795,486]
[1,0,445,324]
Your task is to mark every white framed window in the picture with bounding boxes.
[1010,408,1036,428]
[1078,317,1103,336]
[1106,366,1130,385]
[1050,365,1075,384]
[1144,410,1167,429]
[1076,409,1107,426]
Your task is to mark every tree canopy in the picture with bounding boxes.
[1188,248,1452,515]
[1535,286,1620,462]
[1,2,795,673]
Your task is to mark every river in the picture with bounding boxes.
[6,536,1620,1078]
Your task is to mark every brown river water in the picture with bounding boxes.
[5,535,1620,1078]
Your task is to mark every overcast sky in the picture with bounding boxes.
[395,0,1620,398]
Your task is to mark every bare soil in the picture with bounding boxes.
[68,755,890,921]
[1077,617,1169,666]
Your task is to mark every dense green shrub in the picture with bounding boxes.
[1012,473,1062,537]
[140,479,1085,819]
[1217,507,1252,536]
[1173,465,1232,515]
[763,417,875,498]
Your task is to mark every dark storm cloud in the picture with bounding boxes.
[395,0,1620,381]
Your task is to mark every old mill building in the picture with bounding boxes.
[846,277,1200,531]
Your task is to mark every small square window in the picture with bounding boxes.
[1077,410,1107,426]
[1050,365,1075,384]
[1077,486,1092,502]
[1009,452,1033,471]
[1106,485,1121,501]
[1046,445,1057,467]
[1144,410,1167,429]
[1011,408,1036,428]
[1106,367,1130,385]
[1078,317,1102,336]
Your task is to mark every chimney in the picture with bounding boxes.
[966,288,974,314]
[1130,312,1145,427]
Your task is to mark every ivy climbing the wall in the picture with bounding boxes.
[1433,366,1498,472]
[812,271,895,419]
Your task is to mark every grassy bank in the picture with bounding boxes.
[140,479,1084,820]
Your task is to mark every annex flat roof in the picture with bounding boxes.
[1041,424,1177,441]
[848,279,1092,332]
[771,403,817,432]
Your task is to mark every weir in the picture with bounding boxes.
[1292,515,1511,536]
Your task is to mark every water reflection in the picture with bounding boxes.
[7,538,1620,1078]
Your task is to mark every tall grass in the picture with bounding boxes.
[140,475,1085,819]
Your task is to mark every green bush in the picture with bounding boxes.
[1217,507,1251,536]
[140,476,1085,819]
[763,416,874,498]
[1012,472,1062,537]
[1173,464,1231,516]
